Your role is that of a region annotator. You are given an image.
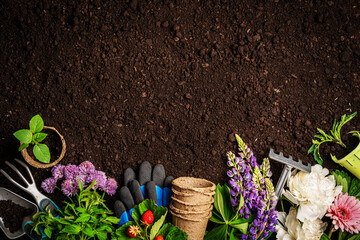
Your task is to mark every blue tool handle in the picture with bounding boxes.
[39,198,60,217]
[23,221,46,240]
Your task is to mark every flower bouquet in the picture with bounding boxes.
[206,134,278,240]
[277,166,360,240]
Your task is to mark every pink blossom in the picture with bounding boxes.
[326,192,360,234]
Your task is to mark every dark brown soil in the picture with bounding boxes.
[0,0,359,239]
[0,200,32,234]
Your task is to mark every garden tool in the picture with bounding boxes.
[268,148,311,199]
[0,187,38,239]
[0,158,60,240]
[114,161,173,227]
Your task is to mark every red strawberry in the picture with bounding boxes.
[155,236,164,240]
[142,210,154,226]
[127,225,139,238]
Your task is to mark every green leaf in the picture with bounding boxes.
[320,233,331,240]
[96,231,108,240]
[204,224,227,240]
[61,224,81,234]
[29,115,44,133]
[317,128,329,139]
[55,218,70,225]
[150,213,167,240]
[307,144,316,154]
[331,170,351,193]
[157,223,173,237]
[33,144,51,163]
[44,227,52,238]
[75,207,87,213]
[33,133,47,143]
[75,213,90,223]
[209,214,225,224]
[214,184,233,221]
[229,221,248,234]
[165,225,188,240]
[313,147,323,165]
[13,129,33,144]
[105,216,120,224]
[18,143,29,151]
[349,178,360,199]
[83,227,95,237]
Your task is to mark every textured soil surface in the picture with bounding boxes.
[0,200,33,234]
[1,0,359,239]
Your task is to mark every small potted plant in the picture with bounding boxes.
[13,114,66,168]
[308,112,360,179]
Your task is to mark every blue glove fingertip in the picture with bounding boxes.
[118,211,130,227]
[155,185,163,206]
[162,187,173,208]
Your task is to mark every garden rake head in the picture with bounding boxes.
[268,148,312,199]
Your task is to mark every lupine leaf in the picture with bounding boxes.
[204,224,227,240]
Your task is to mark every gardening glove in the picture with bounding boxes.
[114,161,174,227]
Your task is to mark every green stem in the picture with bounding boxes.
[328,224,334,239]
[280,198,284,212]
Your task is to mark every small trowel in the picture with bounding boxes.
[269,148,312,199]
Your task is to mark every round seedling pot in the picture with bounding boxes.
[172,187,214,203]
[20,126,66,168]
[169,202,213,217]
[172,177,216,194]
[332,131,360,179]
[170,209,211,240]
[171,195,214,212]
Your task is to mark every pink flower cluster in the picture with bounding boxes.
[41,161,118,196]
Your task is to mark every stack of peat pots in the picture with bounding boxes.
[170,177,216,240]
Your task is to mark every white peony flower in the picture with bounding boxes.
[284,164,342,222]
[299,218,328,239]
[276,207,328,240]
[276,208,301,240]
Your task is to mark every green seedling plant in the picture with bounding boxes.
[13,114,51,163]
[205,184,253,240]
[116,199,188,240]
[308,112,357,165]
[31,179,120,240]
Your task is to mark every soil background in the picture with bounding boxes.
[0,0,360,239]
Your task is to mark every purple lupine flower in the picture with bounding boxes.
[61,179,77,196]
[103,178,118,196]
[227,170,234,178]
[41,177,57,194]
[64,164,79,180]
[51,164,65,181]
[227,135,277,239]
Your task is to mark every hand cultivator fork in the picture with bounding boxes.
[0,158,60,240]
[268,149,312,200]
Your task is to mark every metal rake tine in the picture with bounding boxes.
[5,161,30,187]
[13,158,35,184]
[0,168,28,192]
